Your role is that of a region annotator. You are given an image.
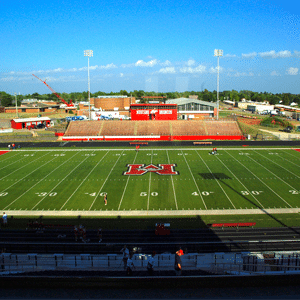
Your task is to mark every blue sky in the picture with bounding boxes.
[0,0,299,95]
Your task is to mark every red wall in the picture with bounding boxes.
[11,120,51,130]
[62,135,245,141]
[131,108,177,120]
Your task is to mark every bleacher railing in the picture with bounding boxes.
[2,252,300,276]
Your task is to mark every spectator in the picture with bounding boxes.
[98,228,102,243]
[2,212,7,227]
[174,248,184,276]
[74,226,79,242]
[147,251,156,276]
[126,252,135,276]
[82,227,87,243]
[120,245,130,270]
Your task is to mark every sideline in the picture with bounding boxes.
[4,207,300,217]
[1,147,300,151]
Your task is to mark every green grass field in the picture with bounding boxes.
[0,147,299,219]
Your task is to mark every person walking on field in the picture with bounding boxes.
[104,193,107,205]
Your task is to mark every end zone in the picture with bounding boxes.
[0,151,10,156]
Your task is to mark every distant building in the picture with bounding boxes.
[166,98,217,119]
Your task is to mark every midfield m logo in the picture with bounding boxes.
[123,164,179,176]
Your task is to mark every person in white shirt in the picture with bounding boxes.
[126,253,135,276]
[147,251,156,276]
[120,245,130,270]
[2,212,7,227]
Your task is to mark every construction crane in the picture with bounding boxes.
[32,74,75,107]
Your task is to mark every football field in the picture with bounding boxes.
[0,147,299,216]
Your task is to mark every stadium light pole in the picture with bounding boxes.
[14,93,18,118]
[84,50,93,120]
[214,49,223,120]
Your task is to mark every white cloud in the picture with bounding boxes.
[294,50,300,57]
[158,67,176,74]
[160,60,172,66]
[186,59,196,66]
[135,59,158,67]
[224,54,237,58]
[99,63,117,69]
[287,67,298,75]
[270,71,280,76]
[241,52,257,59]
[259,50,292,59]
[120,73,124,77]
[209,66,224,73]
[277,50,292,58]
[232,72,254,77]
[179,65,206,74]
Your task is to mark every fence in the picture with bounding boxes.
[2,251,300,276]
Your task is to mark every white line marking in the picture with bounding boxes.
[0,152,21,165]
[225,150,292,208]
[254,150,300,178]
[147,150,153,212]
[181,150,207,209]
[118,151,138,210]
[90,150,125,210]
[247,151,299,191]
[60,151,109,210]
[0,151,48,181]
[31,150,92,210]
[166,150,178,210]
[196,151,236,209]
[0,152,52,195]
[215,155,265,209]
[4,151,78,209]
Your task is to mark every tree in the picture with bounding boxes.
[0,92,13,107]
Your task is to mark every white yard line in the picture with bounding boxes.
[147,150,153,212]
[254,150,300,178]
[215,155,265,209]
[280,149,300,160]
[225,150,293,208]
[0,152,52,194]
[4,151,78,210]
[31,150,91,210]
[196,151,236,209]
[118,151,138,211]
[90,150,125,210]
[0,151,49,181]
[181,150,207,210]
[166,150,178,210]
[0,152,21,165]
[60,151,109,210]
[246,152,299,191]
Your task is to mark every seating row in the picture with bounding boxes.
[65,120,242,137]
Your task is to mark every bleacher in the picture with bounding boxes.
[204,121,242,136]
[171,121,206,136]
[64,121,103,136]
[64,120,243,138]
